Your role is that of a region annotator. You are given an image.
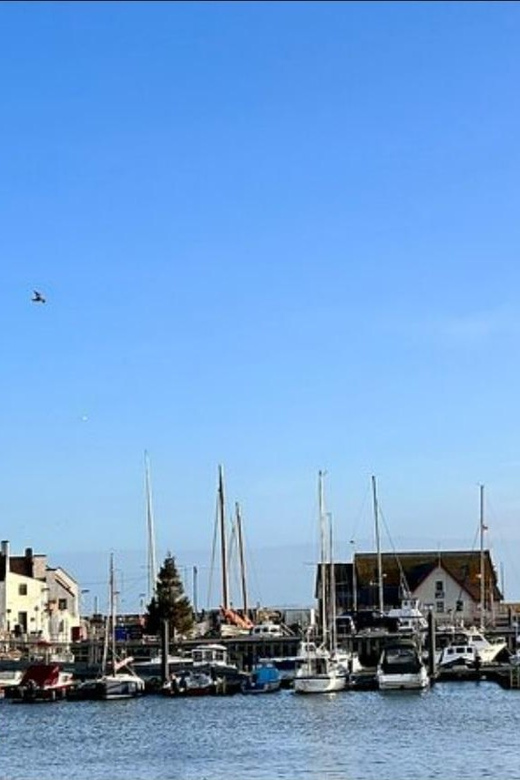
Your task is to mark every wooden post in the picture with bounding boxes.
[427,608,436,681]
[161,618,169,686]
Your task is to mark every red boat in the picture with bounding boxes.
[6,664,74,703]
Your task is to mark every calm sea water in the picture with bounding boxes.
[1,682,518,780]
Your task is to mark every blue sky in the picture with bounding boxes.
[2,1,520,611]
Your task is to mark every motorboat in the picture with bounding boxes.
[191,644,241,679]
[242,661,282,694]
[437,643,479,670]
[377,640,429,691]
[6,663,75,702]
[435,627,507,666]
[386,598,428,634]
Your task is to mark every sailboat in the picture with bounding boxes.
[294,471,347,694]
[70,554,145,701]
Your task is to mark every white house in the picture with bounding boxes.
[0,541,80,643]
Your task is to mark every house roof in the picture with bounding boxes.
[353,550,501,602]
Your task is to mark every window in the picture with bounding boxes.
[58,598,67,611]
[436,601,445,613]
[456,600,463,612]
[18,584,27,596]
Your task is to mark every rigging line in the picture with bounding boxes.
[241,524,263,609]
[377,504,411,597]
[228,521,240,608]
[453,524,480,605]
[206,491,220,610]
[349,481,371,544]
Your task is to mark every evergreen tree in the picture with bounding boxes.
[145,554,194,637]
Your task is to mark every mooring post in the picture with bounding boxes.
[427,608,436,681]
[161,619,169,686]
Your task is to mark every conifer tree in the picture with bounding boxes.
[145,554,194,637]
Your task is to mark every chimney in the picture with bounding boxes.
[1,540,9,576]
[25,547,33,558]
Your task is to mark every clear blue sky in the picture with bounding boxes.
[2,1,520,611]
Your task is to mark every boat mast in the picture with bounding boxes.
[329,512,336,653]
[218,465,229,610]
[318,470,328,647]
[235,501,248,619]
[110,552,116,673]
[144,450,158,602]
[351,539,358,613]
[479,483,486,630]
[371,475,384,613]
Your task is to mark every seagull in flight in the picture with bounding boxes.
[31,290,46,304]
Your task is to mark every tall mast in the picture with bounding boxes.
[110,552,116,672]
[351,539,358,613]
[371,475,384,613]
[218,465,229,610]
[479,483,485,630]
[328,511,336,653]
[235,502,248,618]
[318,470,328,646]
[144,450,157,602]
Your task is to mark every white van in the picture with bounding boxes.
[250,622,284,639]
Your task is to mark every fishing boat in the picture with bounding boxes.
[436,627,507,667]
[294,472,347,694]
[7,663,74,702]
[376,639,429,691]
[242,661,282,694]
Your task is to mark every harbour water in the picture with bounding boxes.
[1,682,518,780]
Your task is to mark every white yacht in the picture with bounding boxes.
[377,640,429,691]
[386,597,428,634]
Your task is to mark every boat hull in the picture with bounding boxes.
[293,672,346,694]
[377,670,429,691]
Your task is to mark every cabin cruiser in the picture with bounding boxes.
[435,627,507,666]
[437,643,479,670]
[377,640,429,691]
[386,598,428,634]
[190,643,244,692]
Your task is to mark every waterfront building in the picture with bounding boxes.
[317,549,502,628]
[0,541,80,643]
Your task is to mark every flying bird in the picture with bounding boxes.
[31,290,46,303]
